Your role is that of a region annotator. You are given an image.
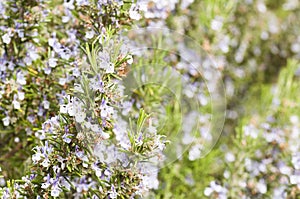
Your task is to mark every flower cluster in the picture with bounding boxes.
[0,0,169,198]
[205,60,300,198]
[2,0,300,198]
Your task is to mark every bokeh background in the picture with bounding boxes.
[1,0,300,198]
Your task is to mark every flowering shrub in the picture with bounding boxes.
[203,60,300,198]
[1,0,300,198]
[0,0,169,198]
[0,0,131,178]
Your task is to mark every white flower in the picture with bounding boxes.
[204,187,213,196]
[204,181,228,197]
[126,55,133,64]
[60,105,68,114]
[291,43,300,53]
[49,58,58,68]
[0,63,6,71]
[95,168,102,177]
[48,38,56,47]
[129,9,141,20]
[244,125,258,138]
[2,33,11,44]
[180,0,194,9]
[75,112,86,123]
[59,78,66,85]
[41,159,50,167]
[41,175,52,189]
[290,115,299,124]
[44,67,52,75]
[292,154,300,170]
[59,47,71,60]
[41,182,50,189]
[109,191,117,198]
[279,164,292,175]
[140,172,159,190]
[105,62,114,73]
[16,71,27,85]
[62,133,72,143]
[67,105,75,116]
[62,16,70,23]
[211,17,223,31]
[100,103,114,118]
[257,1,267,13]
[14,137,20,143]
[290,175,300,184]
[82,162,88,168]
[51,185,61,197]
[101,131,110,139]
[91,164,102,177]
[98,50,115,73]
[17,91,25,101]
[2,116,10,126]
[29,51,39,61]
[17,29,24,38]
[32,152,43,163]
[43,100,50,109]
[72,68,80,77]
[256,179,267,194]
[273,186,287,198]
[84,121,91,129]
[188,144,202,161]
[225,152,235,162]
[85,30,95,39]
[76,0,89,6]
[12,95,21,109]
[108,185,118,199]
[13,100,21,109]
[63,0,75,9]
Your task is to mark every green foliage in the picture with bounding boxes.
[1,0,300,198]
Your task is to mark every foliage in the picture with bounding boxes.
[1,0,300,198]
